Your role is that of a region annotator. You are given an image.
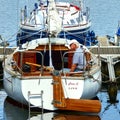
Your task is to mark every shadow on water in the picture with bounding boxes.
[3,97,29,120]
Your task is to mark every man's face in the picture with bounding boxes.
[70,43,76,51]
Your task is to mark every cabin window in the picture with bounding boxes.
[52,51,62,70]
[51,50,69,70]
[70,19,78,25]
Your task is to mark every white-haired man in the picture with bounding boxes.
[68,39,87,73]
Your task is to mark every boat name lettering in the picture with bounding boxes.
[67,82,79,90]
[68,87,77,90]
[68,82,79,86]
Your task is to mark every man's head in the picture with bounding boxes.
[69,39,79,50]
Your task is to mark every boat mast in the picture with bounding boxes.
[47,0,62,67]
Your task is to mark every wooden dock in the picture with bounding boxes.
[0,36,120,59]
[90,36,120,82]
[0,46,16,61]
[90,36,120,56]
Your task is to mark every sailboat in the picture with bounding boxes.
[3,0,101,113]
[17,0,97,46]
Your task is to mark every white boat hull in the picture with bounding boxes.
[3,68,101,111]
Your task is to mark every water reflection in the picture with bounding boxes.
[4,97,100,120]
[101,103,120,116]
[30,112,100,120]
[3,97,28,120]
[0,83,6,120]
[98,91,120,120]
[2,91,120,120]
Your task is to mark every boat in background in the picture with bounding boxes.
[17,0,97,46]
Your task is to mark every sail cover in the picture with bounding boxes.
[47,0,62,36]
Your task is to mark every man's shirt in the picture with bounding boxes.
[72,47,86,70]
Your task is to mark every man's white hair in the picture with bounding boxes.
[69,39,90,52]
[69,39,79,47]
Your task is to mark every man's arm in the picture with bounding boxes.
[70,64,77,72]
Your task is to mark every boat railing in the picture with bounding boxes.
[21,6,27,25]
[20,1,90,27]
[118,20,120,28]
[62,50,95,76]
[11,46,100,77]
[21,5,47,27]
[12,50,46,76]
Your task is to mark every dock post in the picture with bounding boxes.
[107,56,116,82]
[107,56,118,103]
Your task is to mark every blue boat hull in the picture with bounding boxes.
[17,28,97,46]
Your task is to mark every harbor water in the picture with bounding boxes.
[1,83,120,120]
[0,0,120,120]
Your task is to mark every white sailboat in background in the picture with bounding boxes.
[17,0,98,46]
[3,0,102,114]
